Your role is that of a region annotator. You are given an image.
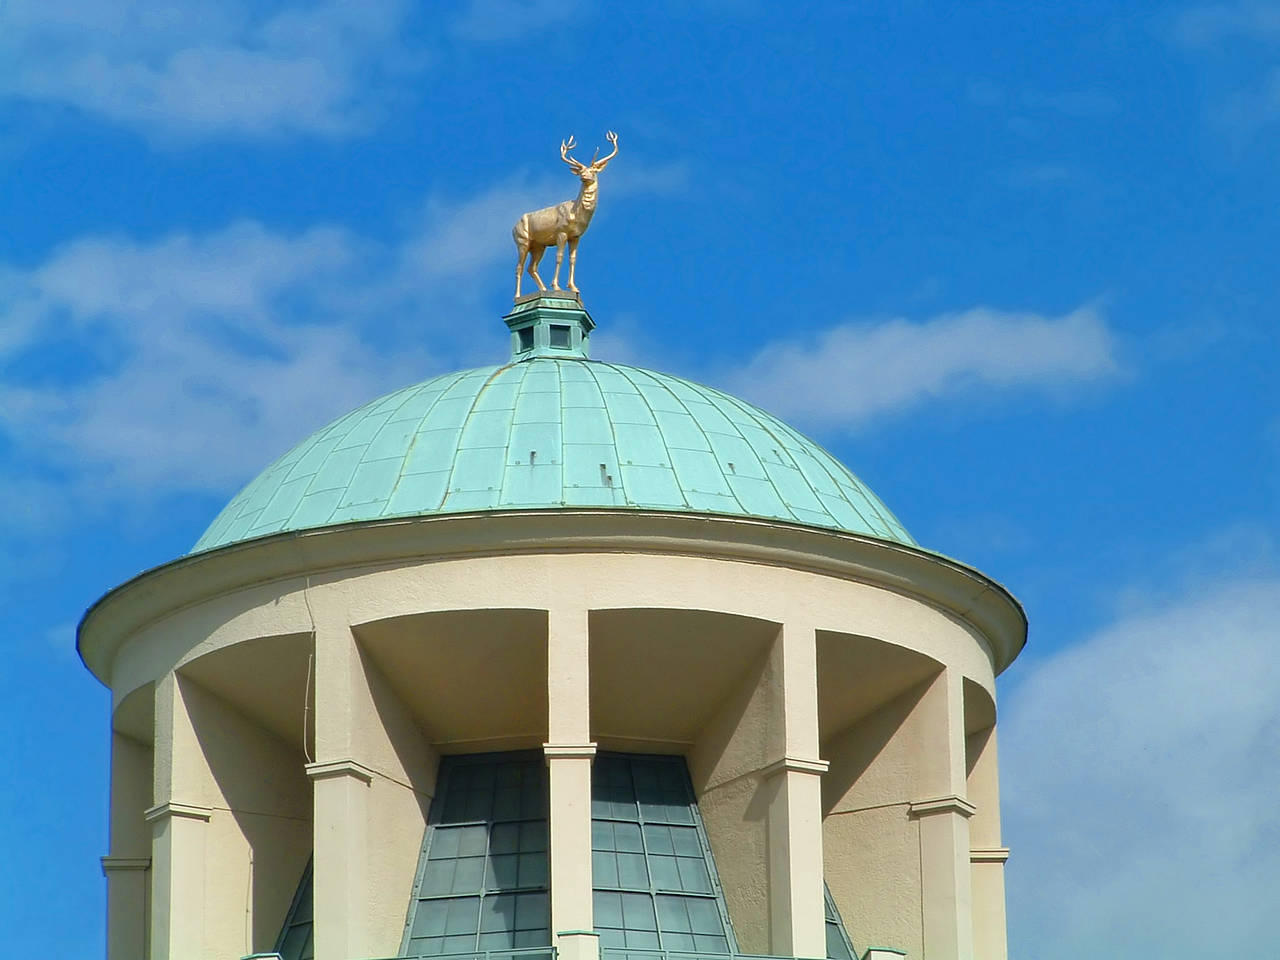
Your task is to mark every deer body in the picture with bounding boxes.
[513,132,617,298]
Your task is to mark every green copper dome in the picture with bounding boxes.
[192,358,914,554]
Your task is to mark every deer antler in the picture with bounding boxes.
[592,130,619,169]
[560,136,583,171]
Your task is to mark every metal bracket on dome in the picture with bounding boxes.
[503,291,595,362]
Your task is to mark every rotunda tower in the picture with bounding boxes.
[81,293,1025,960]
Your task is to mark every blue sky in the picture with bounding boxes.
[1,1,1278,956]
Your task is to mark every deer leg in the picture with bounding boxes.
[528,246,547,292]
[515,246,528,299]
[552,233,567,291]
[566,237,580,293]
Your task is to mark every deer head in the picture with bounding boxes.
[560,131,619,184]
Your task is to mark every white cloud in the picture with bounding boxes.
[0,0,419,139]
[450,0,582,44]
[1173,2,1280,49]
[1001,574,1280,958]
[0,167,687,497]
[725,306,1120,430]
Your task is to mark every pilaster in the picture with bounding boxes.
[148,673,211,960]
[910,670,975,960]
[546,606,597,960]
[764,623,827,959]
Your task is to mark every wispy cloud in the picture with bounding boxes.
[1172,1,1280,48]
[0,0,579,140]
[1170,2,1280,142]
[1002,568,1280,958]
[450,0,583,44]
[0,169,684,498]
[0,0,421,139]
[723,307,1120,430]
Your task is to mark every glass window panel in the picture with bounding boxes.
[827,922,855,960]
[279,925,309,957]
[649,855,680,890]
[695,934,730,953]
[444,897,481,935]
[413,899,449,937]
[422,859,457,896]
[621,892,658,931]
[491,822,521,854]
[670,825,701,856]
[590,755,736,956]
[594,891,623,928]
[457,825,488,856]
[594,850,620,887]
[676,856,712,893]
[443,932,477,953]
[518,851,548,887]
[686,897,724,935]
[404,755,552,956]
[643,824,673,855]
[430,826,463,859]
[453,856,486,892]
[592,819,615,850]
[623,930,661,949]
[663,931,697,951]
[487,853,520,890]
[479,930,516,949]
[617,852,649,889]
[598,927,626,949]
[480,894,516,932]
[824,883,859,960]
[521,820,548,851]
[614,821,643,852]
[656,895,690,932]
[494,786,522,821]
[515,891,549,929]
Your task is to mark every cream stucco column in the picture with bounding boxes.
[908,670,975,960]
[310,613,439,960]
[147,673,212,960]
[765,623,828,960]
[967,724,1009,960]
[545,607,599,960]
[105,728,153,960]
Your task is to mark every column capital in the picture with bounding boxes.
[908,794,977,819]
[543,742,597,759]
[970,846,1011,863]
[143,801,213,823]
[101,856,151,875]
[760,755,829,778]
[305,758,375,784]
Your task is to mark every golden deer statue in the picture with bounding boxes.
[513,131,618,299]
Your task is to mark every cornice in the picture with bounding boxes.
[970,846,1011,863]
[79,509,1026,686]
[143,801,213,823]
[101,856,151,874]
[759,756,830,777]
[304,759,376,784]
[543,743,598,759]
[908,795,977,819]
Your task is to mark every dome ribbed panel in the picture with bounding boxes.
[191,360,915,553]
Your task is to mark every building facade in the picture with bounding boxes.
[80,295,1025,960]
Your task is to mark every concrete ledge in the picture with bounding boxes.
[908,795,977,818]
[79,510,1027,687]
[143,801,213,823]
[101,856,151,875]
[543,743,598,759]
[760,756,830,777]
[970,846,1011,863]
[305,758,376,784]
